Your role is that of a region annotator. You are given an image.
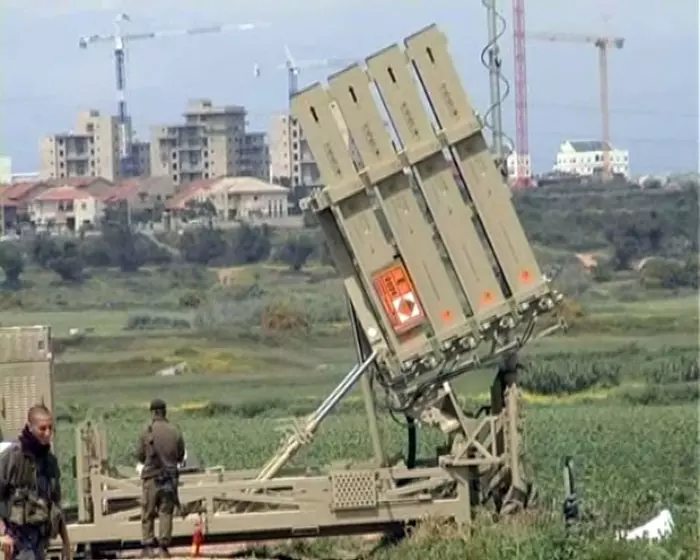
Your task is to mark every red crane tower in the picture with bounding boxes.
[511,0,532,189]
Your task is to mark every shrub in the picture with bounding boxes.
[519,358,621,395]
[124,314,192,331]
[260,300,311,333]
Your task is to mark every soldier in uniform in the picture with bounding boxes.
[0,404,71,560]
[135,399,185,559]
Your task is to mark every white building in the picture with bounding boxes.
[554,140,630,178]
[505,152,533,187]
[208,176,289,220]
[268,104,352,189]
[28,186,102,232]
[268,112,320,188]
[0,157,11,183]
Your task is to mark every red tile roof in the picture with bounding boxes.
[33,186,92,202]
[101,182,141,203]
[0,181,47,206]
[45,177,109,188]
[165,179,216,210]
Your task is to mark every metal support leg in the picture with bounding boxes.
[254,350,378,482]
[348,296,386,468]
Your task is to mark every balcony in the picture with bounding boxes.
[177,140,205,151]
[179,160,203,173]
[64,152,90,161]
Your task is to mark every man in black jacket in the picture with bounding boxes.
[0,405,71,560]
[135,399,185,559]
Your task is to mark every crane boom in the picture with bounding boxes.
[78,15,269,179]
[256,47,355,109]
[528,31,624,180]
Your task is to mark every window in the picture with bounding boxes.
[81,202,87,210]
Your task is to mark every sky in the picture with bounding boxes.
[1,0,697,176]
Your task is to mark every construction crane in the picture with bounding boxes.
[78,14,269,178]
[528,31,625,180]
[257,46,355,110]
[511,0,532,189]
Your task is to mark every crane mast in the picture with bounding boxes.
[113,14,133,178]
[512,0,531,188]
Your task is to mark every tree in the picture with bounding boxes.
[50,241,84,283]
[101,207,145,272]
[0,243,24,287]
[274,233,316,271]
[183,199,217,227]
[227,223,272,265]
[178,227,227,265]
[31,235,61,269]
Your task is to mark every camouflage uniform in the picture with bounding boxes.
[0,442,62,560]
[136,401,185,554]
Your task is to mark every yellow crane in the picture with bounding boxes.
[529,31,625,180]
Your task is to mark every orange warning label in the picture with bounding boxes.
[372,262,425,333]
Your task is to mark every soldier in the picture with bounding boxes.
[136,399,185,559]
[0,404,71,560]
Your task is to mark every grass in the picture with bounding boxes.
[0,263,698,558]
[52,403,699,558]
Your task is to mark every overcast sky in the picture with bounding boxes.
[1,0,697,175]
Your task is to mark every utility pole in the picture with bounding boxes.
[485,0,505,159]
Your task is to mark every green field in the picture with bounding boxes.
[0,256,698,559]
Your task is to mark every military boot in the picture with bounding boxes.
[158,546,171,559]
[140,546,156,559]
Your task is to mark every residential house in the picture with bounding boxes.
[28,186,101,233]
[102,177,178,211]
[46,177,114,198]
[209,176,288,220]
[553,140,630,178]
[0,181,49,229]
[164,179,218,213]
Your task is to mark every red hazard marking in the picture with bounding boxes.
[372,262,424,333]
[481,291,494,304]
[442,309,453,322]
[397,297,415,317]
[520,270,532,283]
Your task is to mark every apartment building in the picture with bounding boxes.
[39,109,149,182]
[150,99,269,185]
[269,102,356,189]
[240,132,270,181]
[269,112,319,188]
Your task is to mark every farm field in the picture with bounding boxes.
[0,253,698,558]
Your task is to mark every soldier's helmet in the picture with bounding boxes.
[149,398,167,412]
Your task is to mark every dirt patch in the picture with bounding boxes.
[575,252,599,269]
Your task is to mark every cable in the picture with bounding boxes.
[480,0,514,154]
[527,101,699,118]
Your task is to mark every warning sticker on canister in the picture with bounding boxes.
[372,262,425,333]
